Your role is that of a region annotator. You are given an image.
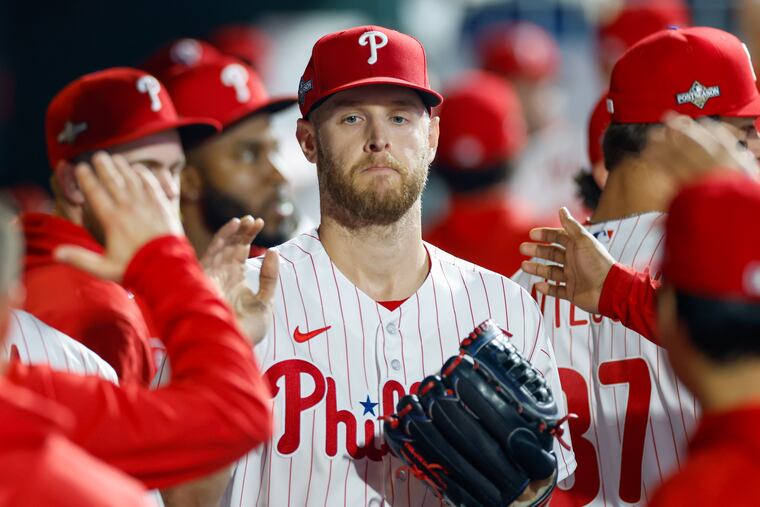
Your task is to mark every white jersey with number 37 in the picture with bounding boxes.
[224,230,576,507]
[513,212,698,506]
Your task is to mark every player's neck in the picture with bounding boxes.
[318,203,429,302]
[590,160,677,223]
[697,360,760,413]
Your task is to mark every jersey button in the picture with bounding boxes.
[396,469,408,481]
[386,322,398,335]
[391,359,402,371]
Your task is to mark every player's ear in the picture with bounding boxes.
[55,160,85,205]
[296,118,318,164]
[427,113,440,161]
[591,161,608,191]
[180,163,204,202]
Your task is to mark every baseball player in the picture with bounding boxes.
[22,67,219,384]
[424,70,539,277]
[476,21,586,218]
[159,55,298,256]
[3,150,275,502]
[647,174,760,506]
[6,308,117,382]
[574,93,611,214]
[596,0,690,82]
[513,27,760,506]
[221,25,575,507]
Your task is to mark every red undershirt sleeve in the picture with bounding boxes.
[598,263,661,346]
[9,235,272,489]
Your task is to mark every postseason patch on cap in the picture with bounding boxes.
[675,80,720,109]
[298,78,312,106]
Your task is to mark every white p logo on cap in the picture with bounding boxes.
[136,75,163,112]
[221,63,251,103]
[358,30,388,65]
[171,39,202,66]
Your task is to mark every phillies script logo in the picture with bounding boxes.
[265,359,420,461]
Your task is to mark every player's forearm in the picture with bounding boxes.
[598,263,660,344]
[8,236,272,489]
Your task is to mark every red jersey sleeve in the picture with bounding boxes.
[8,235,272,489]
[598,263,661,345]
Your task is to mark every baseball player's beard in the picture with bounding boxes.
[316,144,429,229]
[200,183,297,248]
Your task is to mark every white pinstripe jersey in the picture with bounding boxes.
[513,212,698,507]
[225,229,576,507]
[5,309,118,382]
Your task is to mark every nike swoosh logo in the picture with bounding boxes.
[294,325,331,343]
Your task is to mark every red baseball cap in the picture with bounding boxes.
[208,25,271,70]
[141,38,225,82]
[163,56,296,130]
[597,0,690,71]
[663,174,760,302]
[476,22,560,82]
[587,92,611,166]
[46,67,220,169]
[436,70,526,170]
[608,27,760,123]
[298,25,443,117]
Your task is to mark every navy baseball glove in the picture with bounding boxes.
[383,320,570,507]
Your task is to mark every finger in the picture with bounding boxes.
[111,154,143,199]
[74,163,116,222]
[236,216,264,245]
[133,165,183,235]
[255,249,279,305]
[519,243,566,265]
[558,207,586,237]
[54,246,121,281]
[527,227,569,247]
[520,261,567,283]
[535,281,569,302]
[90,152,127,203]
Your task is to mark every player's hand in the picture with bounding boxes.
[201,216,278,345]
[54,151,184,282]
[644,112,760,181]
[519,207,615,314]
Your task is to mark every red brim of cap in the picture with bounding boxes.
[720,93,760,118]
[307,76,443,117]
[90,116,221,155]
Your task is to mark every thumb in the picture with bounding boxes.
[559,207,585,238]
[255,250,280,305]
[54,246,122,281]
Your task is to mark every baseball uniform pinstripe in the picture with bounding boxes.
[514,212,698,506]
[224,229,575,507]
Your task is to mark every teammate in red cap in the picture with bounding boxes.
[208,25,272,74]
[222,24,575,506]
[21,67,219,385]
[476,21,586,218]
[649,173,760,505]
[514,26,760,506]
[596,0,690,82]
[141,38,225,83]
[1,154,276,505]
[424,70,538,277]
[161,56,298,257]
[574,92,612,214]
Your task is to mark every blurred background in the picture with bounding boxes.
[0,0,742,236]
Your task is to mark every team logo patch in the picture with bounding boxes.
[136,75,163,112]
[57,121,88,144]
[221,63,251,103]
[298,78,312,105]
[676,81,720,109]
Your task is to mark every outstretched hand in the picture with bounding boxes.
[201,216,279,345]
[54,151,184,282]
[519,207,615,314]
